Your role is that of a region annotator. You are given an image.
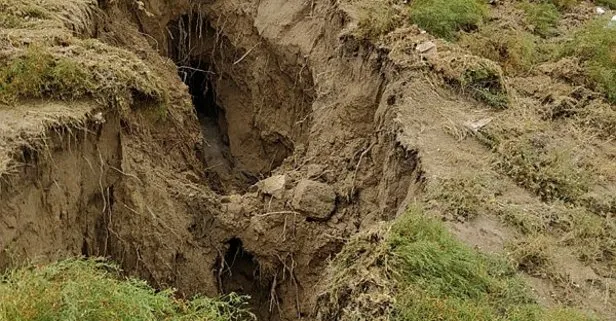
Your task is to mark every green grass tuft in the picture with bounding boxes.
[389,208,595,321]
[520,1,560,38]
[409,0,487,40]
[316,207,597,321]
[0,258,254,321]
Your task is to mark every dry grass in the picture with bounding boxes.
[459,28,539,75]
[0,0,169,112]
[429,50,509,108]
[316,208,597,321]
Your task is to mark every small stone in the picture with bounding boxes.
[596,7,606,15]
[292,179,336,220]
[92,112,106,125]
[416,41,437,56]
[255,175,287,199]
[464,117,493,132]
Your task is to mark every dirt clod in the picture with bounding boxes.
[292,180,337,221]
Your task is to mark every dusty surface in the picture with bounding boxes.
[1,0,615,320]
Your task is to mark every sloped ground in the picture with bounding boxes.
[0,0,615,321]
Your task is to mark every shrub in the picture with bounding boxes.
[409,0,487,40]
[0,258,254,321]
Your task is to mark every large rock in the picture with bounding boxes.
[292,179,336,220]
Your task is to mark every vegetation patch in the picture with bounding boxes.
[426,176,498,221]
[507,235,555,278]
[562,16,616,103]
[491,135,591,203]
[432,52,509,108]
[519,1,560,38]
[354,0,406,40]
[0,0,170,112]
[459,28,539,75]
[596,0,616,9]
[0,258,253,321]
[409,0,488,40]
[316,208,595,321]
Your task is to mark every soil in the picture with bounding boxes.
[1,0,614,320]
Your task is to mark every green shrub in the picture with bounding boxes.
[409,0,487,40]
[563,17,616,103]
[520,2,560,37]
[0,258,253,321]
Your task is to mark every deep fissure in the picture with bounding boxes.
[164,8,321,321]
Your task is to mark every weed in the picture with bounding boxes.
[409,0,487,40]
[460,64,509,108]
[433,53,509,108]
[520,2,560,38]
[0,258,254,321]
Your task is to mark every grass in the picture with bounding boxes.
[317,207,596,321]
[491,135,592,203]
[460,62,509,108]
[433,52,509,108]
[409,0,487,40]
[562,16,616,103]
[520,1,560,38]
[506,235,555,278]
[426,176,498,221]
[596,0,616,9]
[354,0,405,40]
[0,258,254,321]
[459,28,539,75]
[0,0,170,112]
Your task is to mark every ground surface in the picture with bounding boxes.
[0,0,615,320]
